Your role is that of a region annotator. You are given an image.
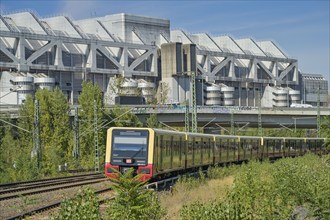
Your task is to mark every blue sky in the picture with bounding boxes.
[1,0,329,88]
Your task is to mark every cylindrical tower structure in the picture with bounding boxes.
[121,78,138,96]
[221,85,235,106]
[204,83,221,105]
[12,75,34,104]
[34,77,56,90]
[138,79,155,103]
[272,88,288,107]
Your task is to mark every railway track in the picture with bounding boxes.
[0,173,110,219]
[0,173,102,190]
[1,173,181,220]
[0,173,106,201]
[5,188,114,220]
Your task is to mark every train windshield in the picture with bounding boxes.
[111,130,149,165]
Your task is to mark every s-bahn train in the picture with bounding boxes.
[104,127,326,181]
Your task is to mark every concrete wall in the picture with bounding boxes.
[161,42,183,77]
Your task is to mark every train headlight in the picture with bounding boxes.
[125,158,133,164]
[139,168,150,174]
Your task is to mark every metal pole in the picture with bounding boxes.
[230,109,234,135]
[317,86,320,137]
[185,100,190,132]
[73,106,79,159]
[257,91,262,136]
[191,71,197,133]
[94,100,99,172]
[33,99,41,170]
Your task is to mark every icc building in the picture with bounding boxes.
[0,11,328,107]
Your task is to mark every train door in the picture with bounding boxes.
[154,134,158,172]
[240,138,250,161]
[223,138,230,162]
[297,139,303,156]
[246,139,253,160]
[207,138,212,165]
[228,139,236,162]
[160,134,172,171]
[172,135,183,169]
[218,138,226,163]
[195,137,202,166]
[265,138,270,158]
[287,140,296,156]
[264,139,272,158]
[186,136,194,168]
[282,139,287,157]
[302,139,308,154]
[309,139,317,153]
[202,137,212,165]
[214,137,220,164]
[274,139,282,157]
[155,134,163,171]
[251,138,259,160]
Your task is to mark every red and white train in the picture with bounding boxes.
[104,127,327,181]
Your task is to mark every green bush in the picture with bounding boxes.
[207,164,240,179]
[106,168,166,220]
[181,154,330,219]
[55,187,100,220]
[172,169,207,194]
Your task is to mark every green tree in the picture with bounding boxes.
[17,95,34,150]
[78,81,105,169]
[0,125,19,183]
[38,88,71,175]
[146,88,158,104]
[106,168,166,220]
[17,88,71,177]
[13,95,39,181]
[156,81,169,104]
[109,75,141,96]
[146,114,159,128]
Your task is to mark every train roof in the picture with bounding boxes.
[108,127,325,141]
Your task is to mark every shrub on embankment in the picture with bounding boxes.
[180,154,330,220]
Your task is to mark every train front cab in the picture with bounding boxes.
[104,127,154,181]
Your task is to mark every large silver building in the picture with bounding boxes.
[0,11,328,107]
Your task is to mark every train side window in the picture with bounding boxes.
[200,138,204,164]
[214,137,221,164]
[179,136,183,167]
[207,138,211,162]
[164,138,171,170]
[170,136,174,169]
[192,137,196,165]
